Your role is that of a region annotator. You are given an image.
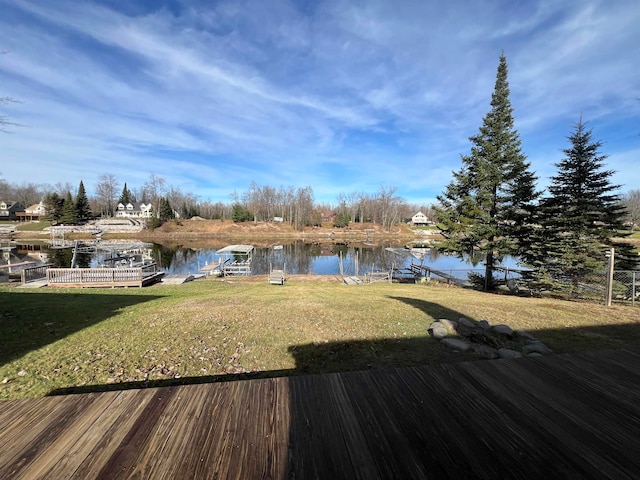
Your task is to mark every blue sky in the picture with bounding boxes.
[1,0,639,205]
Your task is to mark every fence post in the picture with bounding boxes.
[633,272,636,308]
[605,247,614,307]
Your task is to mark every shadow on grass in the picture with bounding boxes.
[0,290,164,366]
[45,295,640,397]
[48,296,477,396]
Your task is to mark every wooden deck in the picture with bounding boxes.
[3,348,640,479]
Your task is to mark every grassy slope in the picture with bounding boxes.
[1,279,639,399]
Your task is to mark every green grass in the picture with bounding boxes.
[14,220,52,231]
[1,279,639,399]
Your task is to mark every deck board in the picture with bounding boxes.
[3,348,640,479]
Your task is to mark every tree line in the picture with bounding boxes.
[435,53,637,291]
[0,171,434,231]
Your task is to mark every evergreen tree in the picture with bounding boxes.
[435,53,539,289]
[159,197,175,221]
[118,183,134,204]
[525,120,629,283]
[59,191,78,224]
[43,192,64,223]
[147,207,161,230]
[231,203,252,222]
[75,180,92,222]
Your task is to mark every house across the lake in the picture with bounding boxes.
[115,202,154,218]
[0,201,25,221]
[411,211,431,226]
[16,202,46,221]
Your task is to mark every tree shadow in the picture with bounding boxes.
[0,291,164,366]
[43,291,640,397]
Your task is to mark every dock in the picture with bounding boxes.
[343,275,363,285]
[46,264,164,288]
[2,347,640,478]
[161,274,205,285]
[269,269,286,285]
[215,244,254,276]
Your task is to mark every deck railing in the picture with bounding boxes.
[47,264,160,287]
[21,264,53,284]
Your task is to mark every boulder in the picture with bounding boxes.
[522,342,553,356]
[430,326,449,339]
[493,324,514,337]
[498,348,522,359]
[515,329,536,340]
[441,338,471,352]
[439,319,458,334]
[478,320,491,330]
[458,317,476,328]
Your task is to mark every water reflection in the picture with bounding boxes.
[11,240,520,277]
[148,240,518,276]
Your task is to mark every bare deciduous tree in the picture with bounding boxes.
[622,189,640,231]
[95,173,120,217]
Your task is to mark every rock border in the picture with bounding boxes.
[428,318,553,360]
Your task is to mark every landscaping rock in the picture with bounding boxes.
[515,329,537,340]
[493,324,514,337]
[478,320,491,330]
[431,317,554,361]
[439,319,458,333]
[458,317,476,328]
[498,348,522,359]
[522,342,553,356]
[430,326,449,339]
[441,338,471,352]
[428,321,441,331]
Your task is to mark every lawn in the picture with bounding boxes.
[1,278,639,399]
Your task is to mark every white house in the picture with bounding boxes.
[411,211,431,226]
[115,202,153,218]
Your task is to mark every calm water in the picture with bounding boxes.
[12,240,520,280]
[112,241,519,278]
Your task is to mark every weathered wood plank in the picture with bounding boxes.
[3,349,640,479]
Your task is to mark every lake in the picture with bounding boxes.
[9,240,521,281]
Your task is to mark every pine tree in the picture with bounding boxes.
[75,180,92,222]
[159,197,175,221]
[118,183,134,205]
[59,191,78,224]
[43,192,64,223]
[526,120,629,283]
[435,53,539,289]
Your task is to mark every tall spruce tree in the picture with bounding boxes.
[436,53,539,289]
[43,192,64,223]
[525,120,629,282]
[59,191,78,224]
[119,182,134,205]
[159,197,175,221]
[75,180,92,222]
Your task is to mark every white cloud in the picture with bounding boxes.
[1,0,638,205]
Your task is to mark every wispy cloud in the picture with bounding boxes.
[1,0,638,204]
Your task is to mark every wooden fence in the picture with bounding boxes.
[47,264,162,288]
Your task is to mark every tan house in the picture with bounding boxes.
[16,202,46,221]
